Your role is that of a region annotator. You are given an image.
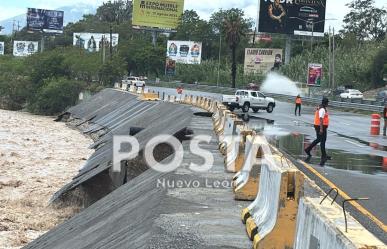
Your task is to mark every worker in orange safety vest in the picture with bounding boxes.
[295,95,302,116]
[304,97,331,166]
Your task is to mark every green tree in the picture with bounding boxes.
[342,0,387,41]
[96,0,132,24]
[29,78,85,115]
[370,39,387,87]
[222,9,252,88]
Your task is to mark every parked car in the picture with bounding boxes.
[237,90,276,113]
[340,89,363,99]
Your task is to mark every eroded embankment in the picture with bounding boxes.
[0,109,93,249]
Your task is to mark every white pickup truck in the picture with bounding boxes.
[126,76,146,87]
[222,90,276,113]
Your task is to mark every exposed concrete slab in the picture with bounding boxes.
[51,89,193,205]
[25,113,252,249]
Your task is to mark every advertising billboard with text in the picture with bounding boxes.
[244,48,283,75]
[132,0,185,30]
[307,63,323,86]
[167,40,202,64]
[27,8,64,33]
[13,41,39,57]
[73,33,119,52]
[258,0,327,36]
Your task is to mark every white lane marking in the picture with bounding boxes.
[345,139,366,148]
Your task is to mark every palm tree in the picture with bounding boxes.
[223,10,247,88]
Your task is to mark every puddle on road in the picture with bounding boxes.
[244,115,387,175]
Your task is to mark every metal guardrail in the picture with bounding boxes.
[263,92,384,112]
[148,82,384,113]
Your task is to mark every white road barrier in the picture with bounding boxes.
[294,197,386,249]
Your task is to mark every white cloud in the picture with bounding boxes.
[1,0,386,31]
[0,7,26,21]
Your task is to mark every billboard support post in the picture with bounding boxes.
[152,31,157,48]
[40,35,45,53]
[285,35,292,65]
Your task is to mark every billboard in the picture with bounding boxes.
[167,40,202,64]
[307,63,322,86]
[73,33,119,52]
[27,8,64,33]
[244,48,283,75]
[132,0,185,30]
[13,41,39,57]
[165,58,176,76]
[258,0,327,36]
[0,42,4,55]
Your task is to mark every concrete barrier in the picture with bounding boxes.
[114,83,121,89]
[139,93,159,101]
[129,85,136,93]
[192,95,198,106]
[232,135,264,200]
[136,87,143,94]
[294,197,386,249]
[241,154,304,249]
[214,109,231,135]
[213,104,224,128]
[121,83,128,91]
[219,114,242,154]
[169,95,176,103]
[226,126,253,173]
[144,88,149,94]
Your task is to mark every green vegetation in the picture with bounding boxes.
[0,0,386,114]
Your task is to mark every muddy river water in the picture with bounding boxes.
[0,109,93,249]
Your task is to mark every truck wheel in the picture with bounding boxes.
[252,108,259,113]
[266,103,274,113]
[242,102,250,113]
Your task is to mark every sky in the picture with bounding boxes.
[0,0,386,32]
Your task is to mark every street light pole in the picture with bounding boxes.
[289,17,336,52]
[217,33,222,87]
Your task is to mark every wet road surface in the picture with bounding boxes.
[150,86,387,228]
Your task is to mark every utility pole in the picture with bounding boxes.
[217,32,222,87]
[311,21,314,52]
[110,24,113,60]
[285,34,292,64]
[12,20,16,34]
[102,35,106,64]
[328,26,331,89]
[332,27,336,90]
